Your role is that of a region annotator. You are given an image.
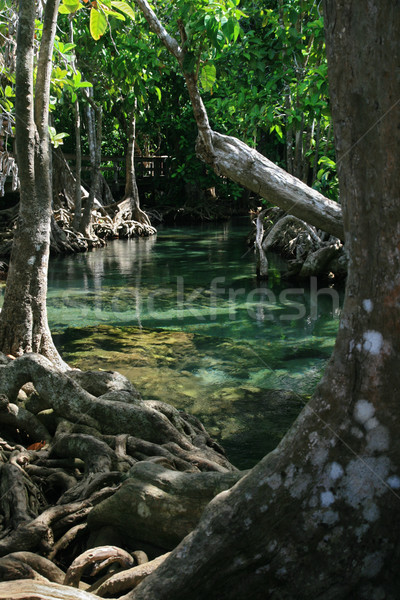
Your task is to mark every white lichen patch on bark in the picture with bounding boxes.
[362,299,373,313]
[362,500,380,522]
[386,475,400,489]
[352,402,390,452]
[365,417,379,431]
[320,490,335,507]
[314,509,339,525]
[362,330,383,355]
[310,446,329,468]
[366,424,389,453]
[354,400,375,425]
[340,456,391,508]
[351,426,364,438]
[282,464,312,499]
[328,462,344,480]
[361,552,384,578]
[266,473,282,490]
[288,473,312,499]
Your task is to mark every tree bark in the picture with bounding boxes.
[0,0,65,370]
[126,2,400,598]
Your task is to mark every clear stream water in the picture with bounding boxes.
[44,218,342,468]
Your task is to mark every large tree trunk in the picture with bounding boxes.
[127,2,400,598]
[0,0,65,370]
[134,0,343,240]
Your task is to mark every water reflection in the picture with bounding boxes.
[46,219,343,467]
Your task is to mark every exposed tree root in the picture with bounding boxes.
[96,552,170,597]
[250,207,347,280]
[0,149,157,258]
[0,351,241,596]
[0,579,99,599]
[64,546,135,588]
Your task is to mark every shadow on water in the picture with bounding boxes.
[45,218,343,469]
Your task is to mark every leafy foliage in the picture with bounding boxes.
[3,0,339,212]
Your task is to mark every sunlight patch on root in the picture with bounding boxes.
[95,552,170,598]
[64,545,135,588]
[0,579,99,599]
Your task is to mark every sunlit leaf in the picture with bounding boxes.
[154,86,161,102]
[90,8,107,40]
[63,43,76,52]
[59,0,82,13]
[111,0,135,20]
[101,5,125,20]
[199,63,216,93]
[59,5,73,14]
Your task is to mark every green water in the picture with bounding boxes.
[46,218,342,468]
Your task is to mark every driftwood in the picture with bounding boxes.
[0,352,241,596]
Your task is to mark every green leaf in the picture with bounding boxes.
[63,43,76,52]
[90,8,107,41]
[59,0,81,13]
[111,1,135,20]
[4,85,14,98]
[233,22,241,42]
[274,124,283,139]
[154,86,162,102]
[100,5,125,20]
[199,63,216,93]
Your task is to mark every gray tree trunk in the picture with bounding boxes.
[79,93,102,237]
[0,0,65,370]
[69,17,83,232]
[128,2,400,598]
[72,99,82,231]
[123,107,151,226]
